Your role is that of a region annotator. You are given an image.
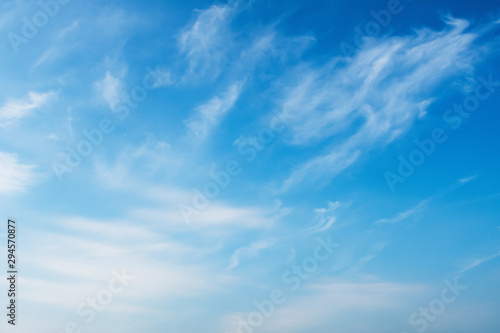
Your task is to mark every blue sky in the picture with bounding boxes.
[1,0,500,332]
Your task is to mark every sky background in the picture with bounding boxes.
[1,0,500,332]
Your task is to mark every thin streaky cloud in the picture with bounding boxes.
[186,81,245,140]
[459,175,480,184]
[178,2,238,80]
[375,198,431,224]
[457,252,500,275]
[0,152,37,195]
[305,201,342,234]
[0,91,55,127]
[95,71,124,110]
[278,18,488,191]
[227,238,275,269]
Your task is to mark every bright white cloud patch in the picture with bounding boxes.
[305,201,342,234]
[21,219,231,314]
[186,81,245,139]
[0,152,36,195]
[457,251,500,275]
[240,281,428,332]
[375,198,431,224]
[458,174,479,184]
[279,18,480,191]
[179,3,236,80]
[0,91,55,126]
[228,238,275,269]
[95,71,123,109]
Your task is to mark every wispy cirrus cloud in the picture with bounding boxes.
[0,152,37,195]
[177,0,315,84]
[228,238,275,269]
[95,71,124,110]
[178,2,238,81]
[0,91,55,127]
[457,251,500,275]
[375,198,431,224]
[91,142,276,231]
[132,203,274,230]
[20,217,233,317]
[186,81,245,140]
[225,280,427,332]
[304,201,342,234]
[93,135,175,189]
[458,175,479,184]
[277,18,490,191]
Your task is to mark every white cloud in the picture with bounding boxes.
[457,251,500,275]
[21,276,100,308]
[178,3,237,80]
[0,152,36,195]
[46,133,59,140]
[314,201,342,214]
[132,203,273,230]
[92,151,275,231]
[269,199,294,220]
[93,134,176,189]
[375,198,431,224]
[304,201,342,234]
[277,18,483,191]
[95,71,124,109]
[57,20,79,39]
[177,1,315,83]
[458,174,479,184]
[33,47,59,68]
[20,218,234,311]
[55,217,159,241]
[151,68,174,88]
[0,91,55,126]
[449,174,480,191]
[225,280,427,332]
[228,238,275,269]
[185,81,245,140]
